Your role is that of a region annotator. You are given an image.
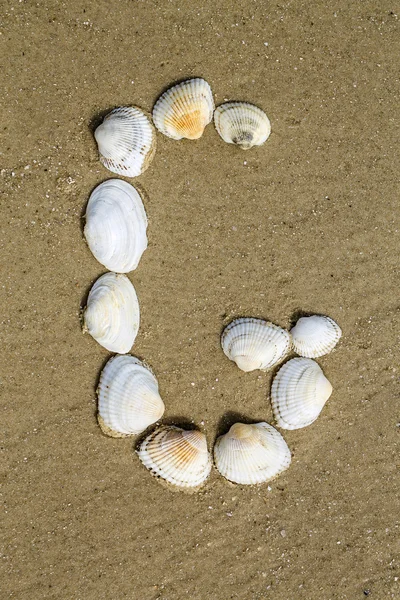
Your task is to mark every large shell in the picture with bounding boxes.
[271,358,333,430]
[214,422,291,485]
[290,315,342,358]
[94,106,156,177]
[152,78,214,140]
[214,102,271,149]
[84,179,148,273]
[97,355,165,437]
[83,272,139,353]
[137,426,212,490]
[221,318,291,372]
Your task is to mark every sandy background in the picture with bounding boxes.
[1,1,399,598]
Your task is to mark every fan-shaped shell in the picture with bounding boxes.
[97,355,165,437]
[214,422,291,485]
[290,315,342,358]
[84,179,148,273]
[271,358,333,430]
[137,426,212,490]
[152,78,214,140]
[83,272,139,354]
[214,102,271,149]
[221,318,291,372]
[94,106,156,177]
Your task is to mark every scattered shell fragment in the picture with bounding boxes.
[214,102,271,149]
[83,272,139,353]
[271,357,333,430]
[97,355,165,437]
[290,315,342,358]
[214,422,291,485]
[137,425,212,490]
[152,78,214,140]
[94,106,156,177]
[84,179,148,273]
[221,318,291,372]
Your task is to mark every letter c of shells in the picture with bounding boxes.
[214,102,271,149]
[290,315,342,358]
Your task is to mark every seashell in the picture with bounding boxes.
[271,357,333,430]
[214,422,291,485]
[83,272,139,353]
[137,425,212,490]
[94,106,156,177]
[214,102,271,149]
[290,315,342,358]
[221,318,291,372]
[84,179,148,273]
[152,78,214,140]
[97,355,165,437]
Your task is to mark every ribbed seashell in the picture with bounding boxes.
[271,358,333,430]
[97,355,165,437]
[221,318,291,372]
[214,102,271,149]
[290,315,342,358]
[152,78,214,140]
[137,426,212,490]
[84,179,148,273]
[214,422,291,485]
[83,272,139,353]
[94,106,156,177]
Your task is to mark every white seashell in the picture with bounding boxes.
[290,315,342,358]
[83,272,139,353]
[137,426,212,490]
[152,78,214,140]
[221,318,291,372]
[271,357,333,430]
[97,355,165,437]
[214,102,271,149]
[214,422,291,485]
[84,179,148,273]
[94,106,156,177]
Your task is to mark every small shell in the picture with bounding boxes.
[83,272,139,353]
[152,78,214,140]
[214,422,291,485]
[97,355,165,437]
[94,106,156,177]
[271,358,333,430]
[84,179,148,273]
[137,426,212,490]
[221,318,291,372]
[214,102,271,149]
[290,315,342,358]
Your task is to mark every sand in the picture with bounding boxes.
[1,1,399,598]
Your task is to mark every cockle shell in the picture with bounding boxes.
[221,318,291,372]
[94,106,156,177]
[214,102,271,149]
[84,179,148,273]
[83,272,139,353]
[214,422,291,485]
[152,78,214,140]
[271,358,333,430]
[290,315,342,358]
[97,355,165,437]
[137,426,212,490]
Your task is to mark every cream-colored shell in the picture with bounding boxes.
[152,78,214,140]
[214,422,291,485]
[271,358,333,430]
[221,318,291,372]
[290,315,342,358]
[94,106,156,177]
[83,272,139,354]
[84,179,148,273]
[97,355,165,437]
[214,102,271,149]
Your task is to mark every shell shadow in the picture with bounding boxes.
[289,308,328,328]
[88,106,117,134]
[213,410,267,445]
[133,416,200,451]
